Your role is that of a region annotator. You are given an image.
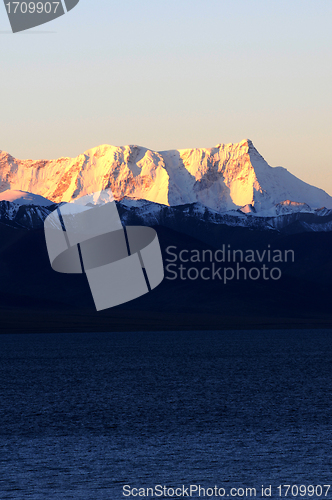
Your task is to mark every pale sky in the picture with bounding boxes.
[0,0,331,194]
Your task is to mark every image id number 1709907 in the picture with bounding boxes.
[5,2,60,14]
[277,485,331,497]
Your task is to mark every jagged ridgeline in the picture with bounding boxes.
[1,138,332,234]
[0,140,331,214]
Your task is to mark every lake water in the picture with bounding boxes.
[0,330,332,499]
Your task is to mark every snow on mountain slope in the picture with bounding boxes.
[242,200,314,217]
[0,200,55,229]
[0,140,331,212]
[117,199,332,234]
[246,145,332,211]
[1,193,332,233]
[0,189,53,206]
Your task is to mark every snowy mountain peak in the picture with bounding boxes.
[0,141,331,213]
[0,189,53,206]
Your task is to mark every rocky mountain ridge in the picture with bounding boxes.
[1,192,332,234]
[1,140,331,212]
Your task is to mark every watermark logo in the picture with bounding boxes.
[3,0,79,33]
[44,189,164,311]
[165,245,295,282]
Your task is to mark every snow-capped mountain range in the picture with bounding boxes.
[0,139,331,232]
[1,139,331,211]
[1,190,332,234]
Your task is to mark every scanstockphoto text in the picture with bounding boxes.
[165,245,295,283]
[123,484,331,497]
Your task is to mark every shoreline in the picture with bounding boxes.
[1,308,331,334]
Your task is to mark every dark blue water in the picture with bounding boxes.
[1,330,332,499]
